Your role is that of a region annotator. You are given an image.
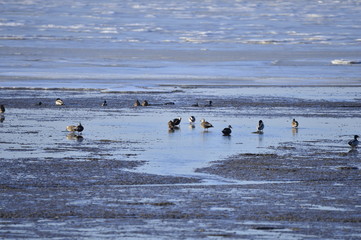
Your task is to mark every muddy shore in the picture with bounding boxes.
[1,87,361,239]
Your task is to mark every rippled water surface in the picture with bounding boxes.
[1,0,361,90]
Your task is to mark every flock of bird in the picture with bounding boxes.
[167,115,359,149]
[168,117,279,136]
[0,98,359,148]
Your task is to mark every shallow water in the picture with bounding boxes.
[1,87,360,184]
[1,0,361,238]
[1,0,361,90]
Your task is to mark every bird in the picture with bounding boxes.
[55,98,64,105]
[66,123,84,134]
[66,125,77,132]
[191,102,199,107]
[168,120,175,130]
[0,105,5,113]
[257,120,264,132]
[134,100,141,107]
[348,135,359,148]
[188,116,196,124]
[164,102,175,105]
[101,100,107,106]
[222,125,232,136]
[173,117,182,126]
[204,100,213,107]
[292,119,299,128]
[200,118,213,131]
[141,100,149,106]
[36,102,42,106]
[75,123,84,133]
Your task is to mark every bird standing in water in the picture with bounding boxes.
[134,100,141,107]
[67,123,84,134]
[168,120,175,130]
[257,120,264,133]
[222,125,232,136]
[204,100,213,107]
[55,98,64,105]
[292,118,299,128]
[200,119,213,131]
[173,117,182,126]
[0,105,5,113]
[102,100,107,106]
[188,116,196,124]
[66,125,77,132]
[76,123,84,133]
[348,135,359,148]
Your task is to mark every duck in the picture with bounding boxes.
[55,98,64,106]
[134,100,141,107]
[348,135,359,148]
[191,102,199,107]
[292,118,299,128]
[172,117,181,126]
[188,116,196,124]
[204,100,213,107]
[222,125,232,136]
[66,123,84,134]
[76,123,84,133]
[200,118,213,131]
[66,125,77,132]
[101,100,107,106]
[257,120,264,132]
[0,104,5,113]
[168,120,175,130]
[141,100,149,106]
[164,102,175,105]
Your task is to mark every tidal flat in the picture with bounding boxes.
[0,86,361,239]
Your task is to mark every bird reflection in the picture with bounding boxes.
[292,127,298,136]
[0,115,4,123]
[348,149,358,156]
[66,133,84,142]
[258,133,264,147]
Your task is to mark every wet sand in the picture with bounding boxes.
[1,86,361,239]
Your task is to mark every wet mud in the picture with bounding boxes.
[1,87,361,239]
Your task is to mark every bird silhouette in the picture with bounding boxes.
[348,135,359,148]
[222,125,232,136]
[173,117,182,126]
[257,120,264,132]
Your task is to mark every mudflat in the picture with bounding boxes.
[1,86,360,239]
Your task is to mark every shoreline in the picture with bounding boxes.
[2,83,361,94]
